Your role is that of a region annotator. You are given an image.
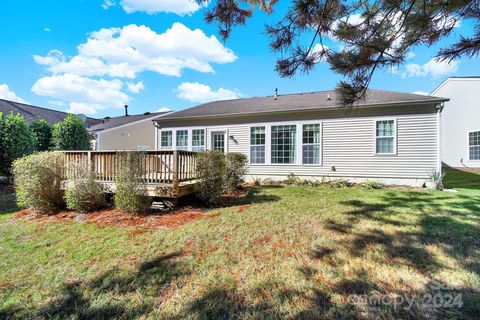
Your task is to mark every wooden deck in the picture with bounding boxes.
[62,150,198,198]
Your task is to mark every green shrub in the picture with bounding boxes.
[359,180,386,189]
[64,165,105,213]
[52,114,91,151]
[13,152,64,213]
[195,150,226,204]
[225,152,248,190]
[114,152,151,215]
[0,113,33,176]
[30,119,52,151]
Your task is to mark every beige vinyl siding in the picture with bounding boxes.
[156,104,439,184]
[97,119,156,150]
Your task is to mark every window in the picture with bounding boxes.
[192,129,205,152]
[470,131,480,160]
[302,124,320,164]
[176,130,188,150]
[375,120,396,154]
[212,132,225,152]
[250,126,265,164]
[160,131,172,149]
[137,145,150,151]
[271,125,296,164]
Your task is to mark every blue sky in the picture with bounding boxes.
[0,0,478,118]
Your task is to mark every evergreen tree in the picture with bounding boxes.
[201,0,479,103]
[52,114,91,151]
[0,113,33,176]
[30,119,52,152]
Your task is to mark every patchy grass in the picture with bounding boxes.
[1,172,479,319]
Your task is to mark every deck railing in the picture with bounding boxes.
[63,150,198,188]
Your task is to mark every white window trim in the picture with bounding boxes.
[249,126,267,164]
[159,129,173,150]
[176,129,189,150]
[374,118,397,156]
[301,123,322,165]
[248,120,322,166]
[192,128,206,152]
[468,130,480,161]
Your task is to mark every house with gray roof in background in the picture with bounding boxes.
[0,98,101,127]
[89,106,170,151]
[153,89,448,187]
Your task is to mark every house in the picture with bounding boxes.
[89,107,170,151]
[153,89,448,187]
[0,98,100,127]
[431,77,480,169]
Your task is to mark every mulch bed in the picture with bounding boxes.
[12,188,249,229]
[13,207,210,229]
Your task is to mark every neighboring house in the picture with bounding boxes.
[153,89,447,187]
[431,77,480,169]
[0,98,100,127]
[89,110,170,151]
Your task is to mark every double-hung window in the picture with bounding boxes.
[160,131,172,149]
[176,130,188,151]
[250,126,265,164]
[470,131,480,160]
[375,120,396,154]
[302,124,320,164]
[192,129,205,152]
[271,125,296,164]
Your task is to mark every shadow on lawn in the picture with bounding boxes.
[0,252,188,319]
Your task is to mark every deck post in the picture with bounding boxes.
[172,150,180,197]
[87,151,93,173]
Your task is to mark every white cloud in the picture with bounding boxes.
[176,82,242,103]
[0,84,27,103]
[413,91,429,96]
[33,23,236,79]
[156,107,171,112]
[103,0,204,15]
[402,58,459,78]
[44,27,51,32]
[311,43,329,62]
[48,100,65,107]
[127,81,144,93]
[31,74,129,115]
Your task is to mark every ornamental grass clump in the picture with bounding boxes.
[13,152,64,214]
[114,152,151,215]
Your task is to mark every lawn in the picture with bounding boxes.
[0,171,479,319]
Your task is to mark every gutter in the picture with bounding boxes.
[153,99,449,123]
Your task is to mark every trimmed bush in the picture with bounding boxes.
[225,152,248,190]
[0,113,33,176]
[195,150,227,204]
[64,166,105,213]
[13,152,64,213]
[30,119,52,152]
[52,114,91,151]
[114,152,151,215]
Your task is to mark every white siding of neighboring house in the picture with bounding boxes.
[431,77,480,169]
[156,104,440,186]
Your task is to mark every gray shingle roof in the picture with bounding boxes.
[0,98,101,127]
[89,112,170,132]
[155,89,448,121]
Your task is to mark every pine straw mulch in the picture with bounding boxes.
[12,188,249,230]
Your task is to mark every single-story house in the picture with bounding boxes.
[0,98,100,127]
[430,77,480,169]
[89,108,170,151]
[153,89,448,187]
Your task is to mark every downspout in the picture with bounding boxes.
[436,103,444,175]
